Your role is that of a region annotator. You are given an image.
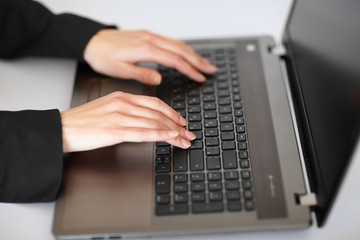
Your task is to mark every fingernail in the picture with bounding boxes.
[196,73,206,82]
[185,130,196,140]
[207,65,217,73]
[168,131,179,137]
[152,73,162,85]
[182,139,191,148]
[180,116,188,126]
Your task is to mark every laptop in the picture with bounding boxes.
[53,0,360,239]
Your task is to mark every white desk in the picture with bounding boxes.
[0,1,359,239]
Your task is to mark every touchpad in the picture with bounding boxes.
[60,142,153,232]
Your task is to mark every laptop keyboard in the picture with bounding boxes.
[155,47,255,216]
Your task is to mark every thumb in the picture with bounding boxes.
[113,62,162,85]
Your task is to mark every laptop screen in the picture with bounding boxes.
[284,0,360,226]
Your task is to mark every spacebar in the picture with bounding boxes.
[192,203,224,213]
[173,147,187,172]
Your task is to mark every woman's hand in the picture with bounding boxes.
[60,91,195,153]
[83,29,217,85]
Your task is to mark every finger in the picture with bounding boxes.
[104,61,163,85]
[150,34,217,74]
[107,112,194,141]
[114,127,183,143]
[120,93,188,126]
[138,44,207,82]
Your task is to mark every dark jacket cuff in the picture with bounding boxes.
[0,110,63,203]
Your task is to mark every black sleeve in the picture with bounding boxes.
[0,0,112,60]
[0,1,116,203]
[0,110,63,203]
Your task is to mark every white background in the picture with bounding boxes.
[0,1,359,239]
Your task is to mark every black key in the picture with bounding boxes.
[222,150,238,169]
[188,97,200,105]
[245,201,255,211]
[227,202,242,212]
[156,204,188,216]
[225,181,240,190]
[242,180,252,189]
[155,175,170,194]
[173,102,185,110]
[174,193,188,203]
[156,194,170,204]
[203,86,215,94]
[163,155,171,164]
[156,142,170,147]
[190,173,205,182]
[173,93,185,102]
[204,111,217,119]
[222,141,236,150]
[226,191,240,201]
[221,132,235,141]
[192,202,224,213]
[238,142,248,150]
[156,146,171,155]
[206,156,221,170]
[174,174,187,183]
[208,182,222,191]
[237,133,247,141]
[192,193,205,202]
[239,150,249,159]
[188,105,201,113]
[203,94,216,102]
[235,117,245,125]
[156,164,171,173]
[241,170,251,179]
[220,123,234,132]
[216,74,227,81]
[207,171,222,181]
[188,89,200,96]
[193,131,203,140]
[224,171,239,180]
[233,94,241,101]
[219,114,233,123]
[190,149,204,171]
[218,97,231,105]
[244,190,253,200]
[205,137,219,146]
[234,101,242,109]
[240,160,250,169]
[174,183,188,193]
[191,140,203,149]
[204,102,216,110]
[191,182,205,192]
[156,156,163,164]
[232,87,240,93]
[217,82,229,89]
[205,128,218,137]
[204,119,218,128]
[188,113,201,122]
[209,192,223,202]
[206,147,220,156]
[218,89,230,97]
[234,109,243,117]
[219,105,232,114]
[177,109,186,118]
[173,147,187,172]
[236,125,245,133]
[189,122,202,131]
[172,87,184,94]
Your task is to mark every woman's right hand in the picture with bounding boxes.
[60,91,195,153]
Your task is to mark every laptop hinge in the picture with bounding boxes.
[269,44,287,57]
[297,193,318,206]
